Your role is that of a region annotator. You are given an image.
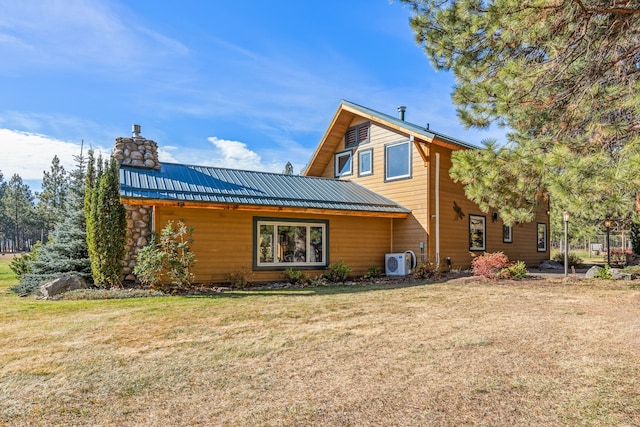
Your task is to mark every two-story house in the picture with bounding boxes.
[117,101,549,283]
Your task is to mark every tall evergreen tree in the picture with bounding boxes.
[11,149,92,295]
[36,155,67,241]
[403,0,640,224]
[85,155,126,288]
[0,171,7,252]
[2,174,34,251]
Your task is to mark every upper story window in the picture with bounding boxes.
[358,148,373,177]
[345,122,370,148]
[334,150,353,177]
[385,140,411,181]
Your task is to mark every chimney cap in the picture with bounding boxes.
[397,105,407,121]
[132,124,142,138]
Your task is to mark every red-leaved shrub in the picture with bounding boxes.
[471,252,510,278]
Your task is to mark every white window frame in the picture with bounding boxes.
[334,150,353,178]
[255,219,328,269]
[384,140,411,181]
[358,148,373,177]
[469,215,486,251]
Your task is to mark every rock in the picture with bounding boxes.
[539,260,563,270]
[585,265,602,278]
[40,275,89,299]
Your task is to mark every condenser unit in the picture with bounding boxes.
[385,252,413,276]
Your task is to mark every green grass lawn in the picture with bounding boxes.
[1,257,639,426]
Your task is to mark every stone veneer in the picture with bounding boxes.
[113,137,161,170]
[113,134,160,282]
[122,204,153,281]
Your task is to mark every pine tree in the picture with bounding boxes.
[11,148,92,295]
[85,155,126,288]
[2,174,34,251]
[36,155,67,241]
[403,0,640,223]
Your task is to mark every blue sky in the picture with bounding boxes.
[0,0,505,192]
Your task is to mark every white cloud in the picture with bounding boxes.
[0,129,108,180]
[204,137,267,171]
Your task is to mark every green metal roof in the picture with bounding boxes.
[340,100,480,150]
[120,163,410,215]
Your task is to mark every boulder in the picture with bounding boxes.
[585,265,602,279]
[538,260,563,270]
[40,275,89,299]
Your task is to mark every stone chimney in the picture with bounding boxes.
[112,124,161,170]
[113,124,157,282]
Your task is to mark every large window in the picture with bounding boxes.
[255,218,328,269]
[334,150,353,177]
[469,215,486,251]
[385,140,411,181]
[345,122,370,148]
[358,148,373,177]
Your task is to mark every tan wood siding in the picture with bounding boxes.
[153,207,391,283]
[311,114,551,270]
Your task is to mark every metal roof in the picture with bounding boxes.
[120,163,411,215]
[340,100,480,150]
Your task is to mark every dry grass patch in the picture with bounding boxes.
[1,258,639,425]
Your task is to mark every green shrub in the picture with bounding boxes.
[9,242,41,280]
[226,267,252,289]
[325,260,351,282]
[412,261,440,280]
[471,252,509,278]
[283,268,306,285]
[133,220,197,290]
[133,236,164,289]
[553,252,583,268]
[499,260,528,279]
[594,264,613,280]
[364,265,383,279]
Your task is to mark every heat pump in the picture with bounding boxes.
[385,253,412,276]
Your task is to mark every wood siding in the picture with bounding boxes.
[153,207,392,283]
[314,116,550,268]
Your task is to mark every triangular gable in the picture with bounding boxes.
[304,100,478,176]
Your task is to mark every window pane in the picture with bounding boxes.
[469,216,485,250]
[278,225,307,263]
[387,142,409,179]
[359,151,372,175]
[259,224,274,263]
[336,152,352,176]
[310,226,323,262]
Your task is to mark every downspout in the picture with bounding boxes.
[390,218,394,253]
[435,152,440,265]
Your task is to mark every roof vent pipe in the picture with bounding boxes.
[398,106,406,121]
[132,124,141,138]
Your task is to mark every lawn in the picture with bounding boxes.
[1,257,639,426]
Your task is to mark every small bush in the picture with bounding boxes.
[325,260,351,282]
[364,265,383,279]
[9,243,42,280]
[413,261,440,280]
[499,260,528,280]
[553,252,583,268]
[471,252,510,279]
[283,268,306,285]
[226,267,252,288]
[594,264,613,280]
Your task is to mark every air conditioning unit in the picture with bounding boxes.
[385,252,413,276]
